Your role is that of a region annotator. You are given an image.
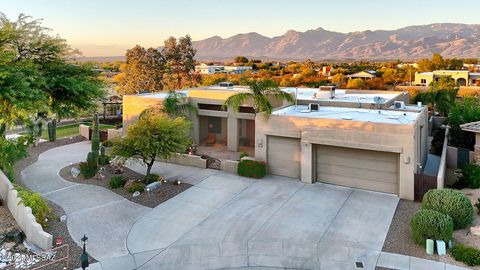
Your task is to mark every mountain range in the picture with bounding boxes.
[192,23,480,61]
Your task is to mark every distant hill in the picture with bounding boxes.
[192,23,480,61]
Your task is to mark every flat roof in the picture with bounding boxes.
[272,105,420,125]
[283,87,400,104]
[131,86,402,105]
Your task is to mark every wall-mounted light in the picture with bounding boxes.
[257,138,263,148]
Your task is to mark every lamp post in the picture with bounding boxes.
[80,235,89,270]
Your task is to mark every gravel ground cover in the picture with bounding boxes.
[382,199,478,269]
[59,163,192,208]
[9,136,95,269]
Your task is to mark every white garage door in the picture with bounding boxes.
[316,145,399,194]
[267,136,301,178]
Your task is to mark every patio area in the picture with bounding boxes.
[197,145,254,161]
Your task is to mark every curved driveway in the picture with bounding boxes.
[22,141,407,270]
[21,141,150,261]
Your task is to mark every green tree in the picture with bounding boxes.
[112,113,192,179]
[0,136,29,181]
[234,56,248,63]
[447,97,480,150]
[162,35,198,90]
[346,78,367,89]
[0,13,104,133]
[116,45,165,95]
[331,73,345,84]
[223,79,294,115]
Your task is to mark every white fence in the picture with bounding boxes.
[0,170,53,251]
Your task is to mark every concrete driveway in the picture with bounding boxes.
[21,142,150,260]
[122,168,399,270]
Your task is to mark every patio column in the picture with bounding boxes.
[227,108,238,152]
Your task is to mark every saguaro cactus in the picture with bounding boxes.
[47,119,57,142]
[90,114,100,166]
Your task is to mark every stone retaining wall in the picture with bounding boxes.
[0,170,53,251]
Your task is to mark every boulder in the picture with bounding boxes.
[471,225,480,236]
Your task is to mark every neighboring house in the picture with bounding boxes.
[195,63,253,74]
[318,66,334,77]
[414,70,480,86]
[122,85,428,200]
[347,71,376,80]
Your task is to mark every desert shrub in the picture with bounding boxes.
[451,244,480,266]
[410,209,453,246]
[109,176,126,189]
[102,140,114,147]
[422,189,473,229]
[239,152,248,159]
[238,160,266,178]
[99,154,110,165]
[144,173,160,184]
[127,182,145,193]
[15,185,51,228]
[79,161,97,179]
[457,163,480,189]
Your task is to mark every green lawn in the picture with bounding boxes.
[40,123,115,140]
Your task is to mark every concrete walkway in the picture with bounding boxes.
[21,141,150,260]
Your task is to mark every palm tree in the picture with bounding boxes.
[161,91,198,117]
[223,80,294,114]
[139,91,198,119]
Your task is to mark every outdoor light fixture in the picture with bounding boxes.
[80,234,89,270]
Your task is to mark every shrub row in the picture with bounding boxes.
[451,244,480,266]
[422,189,473,230]
[410,209,453,246]
[238,159,266,178]
[15,185,51,228]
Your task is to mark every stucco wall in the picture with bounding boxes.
[157,153,207,168]
[0,170,53,251]
[122,95,164,133]
[255,108,427,200]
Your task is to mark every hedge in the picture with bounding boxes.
[410,209,453,246]
[451,244,480,266]
[422,189,473,229]
[238,159,266,178]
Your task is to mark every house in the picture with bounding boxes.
[195,63,252,74]
[414,70,480,86]
[347,71,376,80]
[122,85,428,200]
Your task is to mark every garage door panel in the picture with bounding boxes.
[318,146,397,163]
[268,136,301,178]
[316,164,398,184]
[316,145,399,194]
[318,172,398,194]
[316,156,398,173]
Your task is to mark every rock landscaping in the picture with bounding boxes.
[60,163,191,208]
[8,136,97,270]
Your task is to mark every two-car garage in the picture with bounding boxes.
[267,136,399,195]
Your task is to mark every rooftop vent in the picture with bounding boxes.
[394,101,406,109]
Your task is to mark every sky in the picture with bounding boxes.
[2,0,480,57]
